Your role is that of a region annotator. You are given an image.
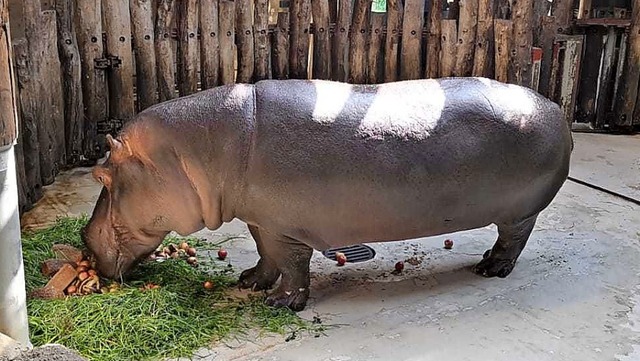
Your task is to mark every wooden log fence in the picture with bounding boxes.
[6,0,640,214]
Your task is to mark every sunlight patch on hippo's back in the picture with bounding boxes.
[311,80,353,124]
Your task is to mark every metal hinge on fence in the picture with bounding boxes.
[97,118,123,135]
[94,55,122,70]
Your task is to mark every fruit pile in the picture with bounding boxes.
[150,241,200,266]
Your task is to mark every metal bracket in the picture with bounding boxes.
[94,55,122,70]
[97,118,123,135]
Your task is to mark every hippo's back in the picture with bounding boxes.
[242,78,572,249]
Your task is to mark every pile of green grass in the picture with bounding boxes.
[23,216,326,361]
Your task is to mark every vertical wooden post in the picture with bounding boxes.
[176,0,199,95]
[289,0,311,79]
[384,0,403,82]
[155,0,177,101]
[493,19,511,83]
[332,0,352,81]
[0,0,16,149]
[271,11,289,79]
[595,27,617,128]
[130,0,159,111]
[538,15,556,97]
[440,19,457,77]
[200,0,220,89]
[311,0,331,79]
[400,0,425,80]
[552,0,574,34]
[615,0,640,128]
[236,0,254,83]
[368,12,385,83]
[576,28,604,124]
[254,0,270,81]
[74,0,107,160]
[509,0,534,88]
[55,0,84,165]
[102,0,136,122]
[349,0,372,84]
[219,0,236,84]
[426,0,442,78]
[472,0,494,78]
[577,0,592,19]
[454,0,478,77]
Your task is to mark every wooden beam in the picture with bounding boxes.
[400,0,425,80]
[615,0,640,128]
[454,0,478,77]
[155,0,177,101]
[425,0,442,78]
[348,0,372,83]
[130,0,159,111]
[311,0,331,79]
[331,0,352,81]
[383,0,403,82]
[289,0,311,79]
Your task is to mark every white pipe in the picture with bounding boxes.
[0,143,31,346]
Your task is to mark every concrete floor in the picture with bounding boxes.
[19,132,640,361]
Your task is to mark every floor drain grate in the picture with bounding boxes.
[322,244,376,263]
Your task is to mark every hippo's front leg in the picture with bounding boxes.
[250,230,313,311]
[238,225,282,291]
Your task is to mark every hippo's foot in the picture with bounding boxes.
[472,214,539,279]
[472,250,517,278]
[265,285,310,312]
[238,260,281,291]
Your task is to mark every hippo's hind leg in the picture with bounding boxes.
[238,225,282,291]
[473,213,539,278]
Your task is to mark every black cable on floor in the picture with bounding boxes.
[567,176,640,207]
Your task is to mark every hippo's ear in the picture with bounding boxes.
[92,165,112,188]
[106,134,123,152]
[106,134,132,160]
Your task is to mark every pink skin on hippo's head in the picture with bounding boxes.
[81,132,205,279]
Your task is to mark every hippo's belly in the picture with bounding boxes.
[240,78,571,250]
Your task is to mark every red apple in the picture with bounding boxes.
[217,249,228,260]
[395,261,404,272]
[335,252,347,266]
[444,239,454,249]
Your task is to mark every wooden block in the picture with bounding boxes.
[254,0,270,82]
[454,0,478,77]
[384,0,403,82]
[44,263,78,294]
[425,0,442,78]
[289,0,311,79]
[74,0,108,160]
[41,259,74,277]
[200,0,220,89]
[130,0,159,111]
[331,0,352,82]
[271,11,289,79]
[30,285,64,300]
[400,0,425,80]
[236,0,255,83]
[348,0,372,84]
[311,0,331,80]
[52,244,84,264]
[155,0,177,101]
[440,19,457,77]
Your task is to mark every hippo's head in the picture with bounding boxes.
[82,131,206,279]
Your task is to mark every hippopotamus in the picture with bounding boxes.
[82,77,573,311]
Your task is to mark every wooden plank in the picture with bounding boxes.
[384,0,403,82]
[74,0,107,161]
[615,0,640,127]
[271,11,289,79]
[289,0,311,79]
[129,0,158,111]
[575,28,604,124]
[38,11,65,183]
[329,0,338,22]
[311,0,331,79]
[103,0,136,122]
[130,0,159,111]
[612,32,627,113]
[219,0,236,84]
[559,37,583,125]
[236,0,254,83]
[472,0,493,78]
[532,0,548,46]
[13,39,42,200]
[448,0,460,19]
[509,0,533,88]
[200,0,220,89]
[440,19,457,77]
[368,13,385,83]
[552,0,574,34]
[577,0,592,19]
[54,0,84,165]
[454,0,478,77]
[332,0,352,81]
[493,19,511,83]
[425,0,442,78]
[0,0,16,147]
[254,0,270,81]
[155,0,177,101]
[595,27,617,128]
[348,0,372,83]
[401,0,425,80]
[176,0,199,94]
[495,0,510,18]
[538,15,557,98]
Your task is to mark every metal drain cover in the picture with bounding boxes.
[322,244,376,263]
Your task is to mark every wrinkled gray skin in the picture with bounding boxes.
[82,77,573,311]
